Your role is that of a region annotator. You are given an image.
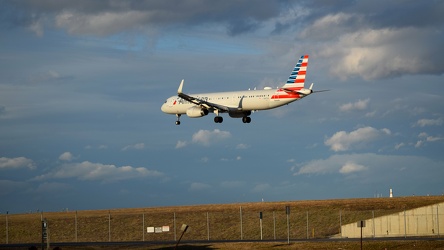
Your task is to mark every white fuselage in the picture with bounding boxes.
[161,55,314,124]
[161,88,303,115]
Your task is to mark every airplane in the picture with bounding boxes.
[161,55,326,125]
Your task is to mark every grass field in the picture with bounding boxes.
[1,196,443,248]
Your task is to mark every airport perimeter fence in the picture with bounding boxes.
[0,205,442,244]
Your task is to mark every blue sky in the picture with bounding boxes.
[1,0,444,213]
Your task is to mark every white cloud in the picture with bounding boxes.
[415,140,424,148]
[381,128,391,135]
[35,161,163,182]
[318,27,444,80]
[85,145,108,150]
[192,129,231,146]
[365,111,377,117]
[28,70,65,84]
[394,143,405,150]
[293,153,443,179]
[176,129,231,148]
[325,126,391,151]
[252,183,271,193]
[415,132,444,148]
[34,182,71,193]
[122,143,145,151]
[339,98,370,112]
[426,136,444,142]
[55,10,150,36]
[59,152,74,161]
[175,140,188,149]
[189,182,211,191]
[414,118,443,127]
[0,157,35,170]
[220,181,245,189]
[29,19,44,37]
[339,162,367,174]
[236,143,250,149]
[311,13,354,34]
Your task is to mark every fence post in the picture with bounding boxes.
[173,212,176,241]
[142,213,145,241]
[75,211,78,242]
[286,206,290,244]
[436,204,439,238]
[404,209,407,238]
[339,210,342,238]
[259,212,263,240]
[206,212,210,241]
[240,206,243,240]
[273,211,276,240]
[5,212,8,244]
[108,211,111,242]
[306,211,309,239]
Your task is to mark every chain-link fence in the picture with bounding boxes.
[1,201,443,244]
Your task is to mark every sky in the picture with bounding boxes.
[1,0,444,213]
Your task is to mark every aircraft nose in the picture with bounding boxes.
[161,103,167,112]
[161,101,171,113]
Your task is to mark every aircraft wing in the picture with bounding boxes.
[177,80,231,112]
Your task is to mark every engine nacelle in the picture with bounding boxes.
[297,88,313,95]
[186,106,209,118]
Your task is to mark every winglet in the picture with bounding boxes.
[178,79,184,94]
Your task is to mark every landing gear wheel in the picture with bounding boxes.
[214,116,223,123]
[242,117,251,123]
[175,114,181,125]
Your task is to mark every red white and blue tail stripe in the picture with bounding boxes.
[283,55,308,90]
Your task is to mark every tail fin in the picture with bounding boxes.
[283,55,308,90]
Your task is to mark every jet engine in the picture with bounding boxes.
[186,106,209,118]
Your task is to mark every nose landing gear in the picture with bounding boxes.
[175,114,181,125]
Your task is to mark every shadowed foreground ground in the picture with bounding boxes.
[2,240,444,250]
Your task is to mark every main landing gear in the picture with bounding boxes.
[174,114,251,125]
[175,114,181,125]
[214,116,223,123]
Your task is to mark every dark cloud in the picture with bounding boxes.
[2,0,444,213]
[271,21,292,35]
[354,1,444,29]
[3,0,287,36]
[300,0,444,30]
[4,0,444,36]
[295,0,444,79]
